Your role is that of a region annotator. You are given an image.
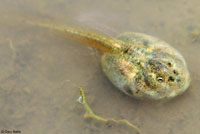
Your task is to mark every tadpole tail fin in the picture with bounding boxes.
[25,19,123,53]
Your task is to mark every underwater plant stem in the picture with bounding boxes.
[79,87,142,134]
[79,87,94,115]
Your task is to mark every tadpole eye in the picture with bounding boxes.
[157,76,164,82]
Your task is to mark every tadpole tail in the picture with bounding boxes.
[25,18,123,54]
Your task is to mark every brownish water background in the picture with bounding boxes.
[0,0,199,134]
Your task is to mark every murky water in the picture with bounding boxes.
[0,0,200,134]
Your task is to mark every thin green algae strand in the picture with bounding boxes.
[78,87,142,134]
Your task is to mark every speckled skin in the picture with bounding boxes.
[29,21,190,100]
[102,33,190,100]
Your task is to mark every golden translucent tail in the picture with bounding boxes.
[26,19,123,53]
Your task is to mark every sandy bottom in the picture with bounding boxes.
[0,0,200,134]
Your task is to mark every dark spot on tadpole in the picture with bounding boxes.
[173,70,178,75]
[168,62,173,67]
[168,76,175,81]
[148,59,163,72]
[124,49,129,53]
[135,90,140,94]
